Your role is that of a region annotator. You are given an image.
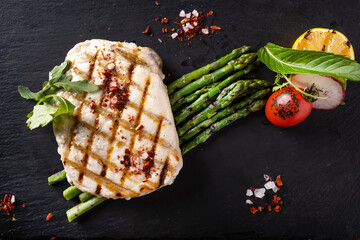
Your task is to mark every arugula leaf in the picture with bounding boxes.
[257,43,360,81]
[51,95,75,118]
[18,86,42,100]
[26,103,58,130]
[49,61,69,84]
[54,77,99,94]
[18,60,97,130]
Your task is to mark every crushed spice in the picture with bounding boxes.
[246,174,284,214]
[46,212,54,221]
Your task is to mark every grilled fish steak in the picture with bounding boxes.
[53,40,183,199]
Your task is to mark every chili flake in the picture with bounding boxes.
[142,26,151,35]
[46,213,54,221]
[161,17,169,24]
[155,1,159,6]
[0,194,16,216]
[275,175,283,186]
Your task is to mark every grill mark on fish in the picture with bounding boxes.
[158,157,169,188]
[66,159,138,197]
[78,54,107,183]
[62,51,98,167]
[120,77,151,185]
[115,46,146,66]
[67,86,170,123]
[144,117,163,178]
[96,63,135,195]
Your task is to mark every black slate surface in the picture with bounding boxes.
[1,0,360,239]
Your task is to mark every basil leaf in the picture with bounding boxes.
[26,103,58,130]
[258,43,360,81]
[51,95,75,118]
[18,86,41,100]
[53,78,99,94]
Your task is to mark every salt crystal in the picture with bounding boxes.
[246,199,253,205]
[202,28,209,35]
[171,33,178,39]
[264,181,276,190]
[179,10,186,17]
[185,22,194,29]
[182,25,188,32]
[192,9,199,17]
[193,22,198,26]
[273,187,278,193]
[246,189,253,196]
[185,12,191,18]
[107,63,115,70]
[264,174,270,181]
[10,195,15,204]
[254,188,266,198]
[158,38,162,43]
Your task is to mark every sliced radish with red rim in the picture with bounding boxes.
[291,73,345,110]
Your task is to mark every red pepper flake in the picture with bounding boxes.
[155,17,161,21]
[50,237,56,240]
[268,205,272,212]
[258,206,264,212]
[142,26,151,35]
[128,115,134,122]
[275,175,283,186]
[155,1,159,6]
[108,27,110,31]
[0,194,16,216]
[207,10,214,16]
[46,213,53,221]
[250,187,255,192]
[210,25,222,30]
[22,203,26,208]
[162,28,168,33]
[250,206,258,214]
[188,57,191,60]
[161,17,169,24]
[274,205,281,212]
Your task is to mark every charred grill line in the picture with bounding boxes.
[143,117,163,178]
[78,53,107,183]
[158,157,169,188]
[66,159,138,196]
[96,63,135,195]
[62,51,98,167]
[120,77,151,185]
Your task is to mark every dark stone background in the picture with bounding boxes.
[1,0,360,239]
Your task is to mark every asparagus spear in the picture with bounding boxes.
[167,46,251,95]
[169,54,257,106]
[63,186,82,200]
[66,196,106,222]
[181,100,267,155]
[175,77,270,125]
[179,89,271,143]
[79,192,94,203]
[48,169,66,185]
[171,83,218,112]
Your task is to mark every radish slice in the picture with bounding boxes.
[291,73,345,110]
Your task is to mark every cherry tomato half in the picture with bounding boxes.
[265,87,312,127]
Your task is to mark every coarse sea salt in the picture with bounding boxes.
[254,188,266,198]
[264,174,270,181]
[246,189,253,196]
[192,9,199,17]
[246,199,253,205]
[264,181,276,190]
[179,10,186,17]
[202,28,209,35]
[171,33,178,39]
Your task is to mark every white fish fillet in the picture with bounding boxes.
[53,39,183,199]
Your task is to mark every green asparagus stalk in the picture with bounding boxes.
[48,169,66,185]
[66,196,106,222]
[175,76,269,125]
[63,186,82,200]
[179,89,271,143]
[169,54,257,106]
[171,83,218,112]
[79,192,94,203]
[167,46,251,95]
[181,100,267,155]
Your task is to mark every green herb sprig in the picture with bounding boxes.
[18,61,99,130]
